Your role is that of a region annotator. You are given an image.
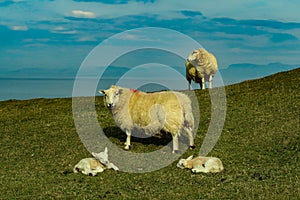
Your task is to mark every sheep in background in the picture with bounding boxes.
[177,155,224,173]
[99,85,195,153]
[186,48,218,90]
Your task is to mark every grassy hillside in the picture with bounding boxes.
[0,68,299,199]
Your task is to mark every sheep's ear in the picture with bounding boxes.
[91,152,97,157]
[118,89,123,95]
[99,90,105,94]
[187,155,193,160]
[104,147,108,154]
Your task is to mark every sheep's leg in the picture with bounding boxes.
[187,80,191,90]
[124,130,131,150]
[201,77,205,90]
[208,75,213,89]
[185,127,195,149]
[192,166,209,173]
[172,134,179,154]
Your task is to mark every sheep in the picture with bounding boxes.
[73,147,119,176]
[99,85,195,153]
[186,48,218,90]
[177,155,224,173]
[73,158,105,176]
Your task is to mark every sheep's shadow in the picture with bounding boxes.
[103,126,173,147]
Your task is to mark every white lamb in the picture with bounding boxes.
[177,155,224,173]
[73,147,119,176]
[186,48,218,90]
[73,158,105,176]
[99,85,195,153]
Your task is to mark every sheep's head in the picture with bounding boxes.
[187,48,209,67]
[177,155,193,169]
[92,147,109,166]
[99,85,122,108]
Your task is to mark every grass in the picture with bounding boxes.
[0,68,299,199]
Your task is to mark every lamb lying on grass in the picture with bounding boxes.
[73,158,105,176]
[99,85,195,154]
[73,147,119,176]
[177,155,224,173]
[186,48,218,90]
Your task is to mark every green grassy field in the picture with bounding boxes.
[0,68,299,199]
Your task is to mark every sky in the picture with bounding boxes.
[1,0,300,79]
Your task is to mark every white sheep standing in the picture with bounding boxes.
[99,85,195,153]
[186,48,218,90]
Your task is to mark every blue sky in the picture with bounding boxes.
[1,0,300,78]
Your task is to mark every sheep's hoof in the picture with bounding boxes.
[189,145,196,150]
[124,146,130,150]
[172,150,180,154]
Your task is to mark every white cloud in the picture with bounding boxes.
[57,30,78,35]
[71,10,96,18]
[53,26,67,31]
[10,25,28,31]
[197,0,300,21]
[51,26,77,34]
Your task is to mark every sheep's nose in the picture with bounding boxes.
[107,103,113,108]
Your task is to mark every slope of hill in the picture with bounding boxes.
[0,68,299,199]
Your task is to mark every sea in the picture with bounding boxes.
[2,66,297,101]
[0,77,192,101]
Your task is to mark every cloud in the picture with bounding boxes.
[72,0,157,4]
[270,33,297,43]
[197,0,300,22]
[10,25,28,31]
[212,18,300,30]
[0,0,25,6]
[72,0,129,4]
[180,10,203,17]
[71,10,96,18]
[0,0,300,73]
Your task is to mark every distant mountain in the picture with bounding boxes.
[219,62,299,85]
[0,63,298,86]
[0,67,77,79]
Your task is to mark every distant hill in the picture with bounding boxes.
[0,63,298,86]
[219,62,299,85]
[0,67,77,79]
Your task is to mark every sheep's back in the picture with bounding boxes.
[128,91,185,133]
[208,53,218,73]
[196,53,217,74]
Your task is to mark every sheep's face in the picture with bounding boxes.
[177,155,193,169]
[99,85,121,108]
[187,48,209,67]
[92,147,109,166]
[177,159,188,169]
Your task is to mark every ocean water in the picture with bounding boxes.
[0,78,75,101]
[0,78,189,101]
